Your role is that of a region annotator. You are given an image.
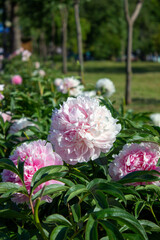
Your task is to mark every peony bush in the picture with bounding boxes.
[0,55,160,240]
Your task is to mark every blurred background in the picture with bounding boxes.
[0,0,159,112]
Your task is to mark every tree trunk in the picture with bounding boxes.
[124,0,143,105]
[11,2,21,52]
[60,6,68,74]
[74,0,84,83]
[40,31,47,60]
[125,22,133,104]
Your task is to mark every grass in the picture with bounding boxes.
[55,60,160,113]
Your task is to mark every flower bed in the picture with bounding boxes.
[0,53,160,239]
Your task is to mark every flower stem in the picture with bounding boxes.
[150,205,159,226]
[34,198,48,240]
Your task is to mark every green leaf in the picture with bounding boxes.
[92,190,108,209]
[85,215,98,240]
[0,182,27,198]
[32,184,68,201]
[31,165,68,188]
[0,158,19,176]
[71,203,81,223]
[30,165,68,194]
[31,172,66,194]
[122,233,142,240]
[139,220,160,233]
[135,201,145,218]
[50,225,69,240]
[87,179,126,204]
[17,159,25,183]
[17,226,30,240]
[64,184,88,203]
[44,214,72,227]
[118,170,160,184]
[92,208,148,240]
[0,209,26,220]
[99,220,124,240]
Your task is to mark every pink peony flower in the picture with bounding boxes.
[11,75,22,85]
[15,47,24,55]
[22,50,32,61]
[56,77,84,97]
[109,142,160,185]
[0,93,4,101]
[48,96,121,165]
[1,140,64,204]
[0,111,12,122]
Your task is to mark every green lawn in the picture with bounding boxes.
[59,60,160,113]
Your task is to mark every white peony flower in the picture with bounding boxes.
[150,113,160,127]
[96,78,115,97]
[0,84,4,91]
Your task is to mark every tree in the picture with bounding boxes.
[124,0,144,104]
[74,0,84,83]
[60,3,68,74]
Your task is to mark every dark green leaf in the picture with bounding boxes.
[118,170,160,184]
[64,184,88,203]
[92,208,148,240]
[92,190,108,209]
[50,225,69,240]
[99,220,124,240]
[0,209,26,220]
[71,203,81,223]
[85,215,98,240]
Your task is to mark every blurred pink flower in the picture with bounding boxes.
[15,47,24,55]
[109,142,160,185]
[2,140,64,204]
[22,50,31,61]
[0,93,4,101]
[55,77,84,97]
[54,78,63,87]
[0,111,11,122]
[11,75,22,85]
[35,61,40,69]
[48,96,121,165]
[39,69,45,77]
